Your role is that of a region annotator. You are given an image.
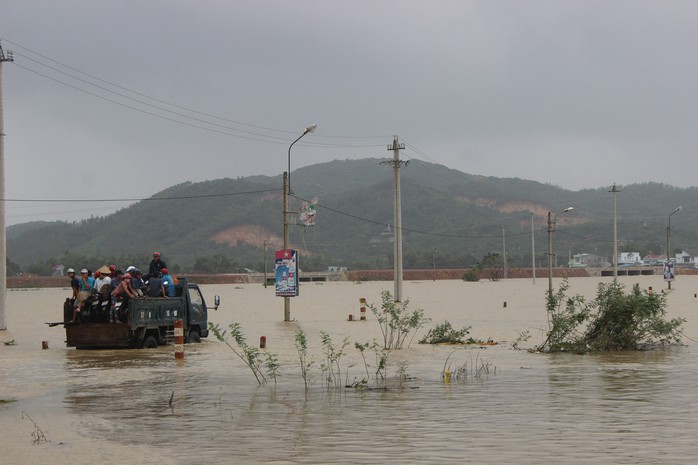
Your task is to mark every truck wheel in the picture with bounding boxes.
[187,328,201,343]
[142,335,158,349]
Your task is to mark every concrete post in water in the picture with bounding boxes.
[359,297,367,321]
[41,341,48,350]
[174,320,184,359]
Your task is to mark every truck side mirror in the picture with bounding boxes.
[214,295,220,310]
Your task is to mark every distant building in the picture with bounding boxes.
[619,252,642,265]
[643,254,665,266]
[51,264,66,276]
[569,254,609,268]
[673,250,697,267]
[328,266,348,272]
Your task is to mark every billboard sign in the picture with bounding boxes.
[663,259,675,282]
[275,249,299,297]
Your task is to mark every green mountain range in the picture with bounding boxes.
[9,158,698,274]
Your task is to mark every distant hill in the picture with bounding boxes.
[9,158,698,274]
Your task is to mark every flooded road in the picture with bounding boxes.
[2,276,698,464]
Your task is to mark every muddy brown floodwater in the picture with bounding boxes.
[2,276,698,464]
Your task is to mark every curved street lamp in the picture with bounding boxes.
[287,124,317,195]
[547,207,574,299]
[283,124,317,321]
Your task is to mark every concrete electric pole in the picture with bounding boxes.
[0,41,13,331]
[610,183,620,281]
[382,136,406,302]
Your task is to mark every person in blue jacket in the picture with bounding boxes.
[161,268,176,297]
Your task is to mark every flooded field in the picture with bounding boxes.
[1,276,698,464]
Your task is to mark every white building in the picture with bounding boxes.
[619,252,642,265]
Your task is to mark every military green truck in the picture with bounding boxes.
[56,278,219,349]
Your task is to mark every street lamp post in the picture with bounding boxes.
[283,124,317,322]
[531,212,536,284]
[547,207,574,299]
[666,206,682,290]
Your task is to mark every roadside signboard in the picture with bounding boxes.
[663,259,675,282]
[275,249,299,297]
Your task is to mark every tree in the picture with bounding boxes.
[539,280,685,353]
[475,253,503,281]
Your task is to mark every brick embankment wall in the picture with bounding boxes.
[345,268,592,282]
[10,267,695,288]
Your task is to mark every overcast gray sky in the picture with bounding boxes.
[2,0,697,225]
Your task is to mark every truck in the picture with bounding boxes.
[55,278,219,349]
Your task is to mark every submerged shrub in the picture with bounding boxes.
[368,291,430,349]
[418,321,471,344]
[538,280,685,353]
[209,322,278,385]
[584,282,684,351]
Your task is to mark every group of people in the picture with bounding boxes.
[67,252,177,323]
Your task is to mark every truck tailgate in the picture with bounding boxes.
[65,323,130,348]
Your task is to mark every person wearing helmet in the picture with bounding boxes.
[147,252,167,281]
[67,268,80,320]
[110,272,139,323]
[131,269,146,296]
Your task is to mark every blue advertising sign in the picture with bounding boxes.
[275,249,299,297]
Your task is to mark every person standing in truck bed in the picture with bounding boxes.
[72,269,94,322]
[147,252,167,280]
[67,268,80,321]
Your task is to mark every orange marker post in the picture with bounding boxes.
[174,319,184,359]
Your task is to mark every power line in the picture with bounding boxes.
[294,194,536,240]
[5,39,388,148]
[3,39,303,136]
[1,187,282,203]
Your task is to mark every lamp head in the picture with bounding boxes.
[564,207,574,212]
[304,124,317,134]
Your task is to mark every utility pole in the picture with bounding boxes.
[283,173,290,320]
[502,226,507,279]
[531,212,536,284]
[263,240,269,288]
[610,183,620,281]
[382,136,406,302]
[547,212,553,299]
[431,249,436,281]
[666,206,682,290]
[0,42,13,331]
[547,207,574,299]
